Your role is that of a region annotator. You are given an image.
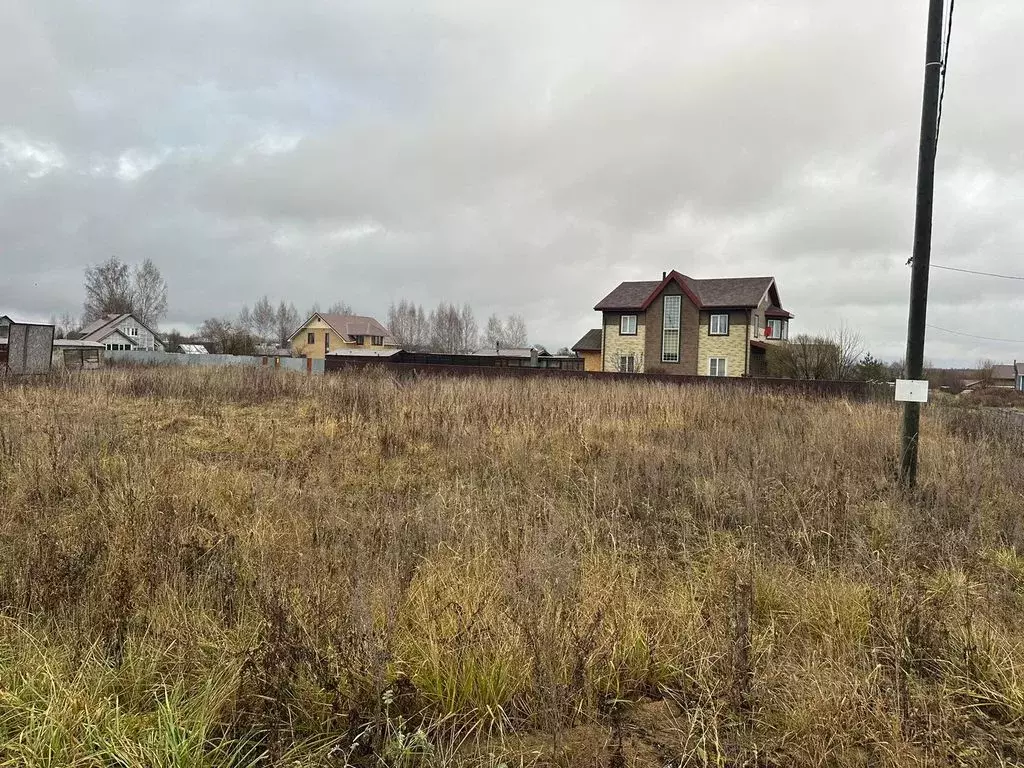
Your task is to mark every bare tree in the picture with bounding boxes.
[458,303,479,353]
[483,314,505,350]
[482,313,529,350]
[769,324,864,381]
[50,312,80,340]
[132,259,168,328]
[324,301,353,315]
[238,304,254,332]
[504,314,528,347]
[251,296,276,341]
[83,257,134,322]
[276,301,300,346]
[832,323,865,381]
[387,299,429,350]
[768,335,841,379]
[429,302,463,353]
[199,318,257,356]
[83,256,167,328]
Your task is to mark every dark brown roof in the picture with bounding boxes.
[765,305,794,319]
[595,271,779,311]
[687,277,775,308]
[572,329,602,352]
[594,281,662,311]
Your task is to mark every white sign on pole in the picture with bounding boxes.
[895,379,929,403]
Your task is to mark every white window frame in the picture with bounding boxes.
[662,295,681,363]
[709,313,730,336]
[620,315,637,336]
[767,319,788,340]
[709,357,727,377]
[127,327,139,337]
[619,354,636,373]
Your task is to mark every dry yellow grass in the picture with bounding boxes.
[1,366,1023,767]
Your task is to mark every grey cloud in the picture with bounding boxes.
[2,0,1023,364]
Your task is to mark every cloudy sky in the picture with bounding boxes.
[1,0,1021,364]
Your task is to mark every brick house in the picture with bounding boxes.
[593,270,793,376]
[571,329,603,372]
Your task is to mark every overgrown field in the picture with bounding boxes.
[2,367,1024,767]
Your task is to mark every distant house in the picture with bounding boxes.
[70,313,164,351]
[961,362,1024,392]
[593,270,793,376]
[571,329,603,372]
[288,313,398,360]
[991,364,1018,388]
[469,345,582,370]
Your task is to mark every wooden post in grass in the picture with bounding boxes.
[900,0,947,487]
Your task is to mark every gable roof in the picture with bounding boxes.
[289,313,397,344]
[572,329,603,352]
[74,313,163,344]
[991,364,1016,380]
[595,281,662,311]
[595,270,787,313]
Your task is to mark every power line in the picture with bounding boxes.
[931,263,1024,280]
[928,324,1024,344]
[936,0,955,141]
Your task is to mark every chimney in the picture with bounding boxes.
[662,271,667,280]
[530,347,539,367]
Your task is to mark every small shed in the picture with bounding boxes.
[52,339,105,370]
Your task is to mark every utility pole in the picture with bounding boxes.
[900,0,947,487]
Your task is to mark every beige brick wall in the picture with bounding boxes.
[602,313,646,372]
[697,310,750,377]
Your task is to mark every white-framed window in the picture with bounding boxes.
[662,295,681,363]
[709,313,729,336]
[620,315,637,336]
[766,319,788,340]
[127,327,139,337]
[619,354,636,373]
[709,357,727,377]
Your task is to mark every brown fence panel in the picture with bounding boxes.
[324,357,884,401]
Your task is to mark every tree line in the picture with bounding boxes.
[191,298,530,356]
[64,258,532,356]
[386,300,528,354]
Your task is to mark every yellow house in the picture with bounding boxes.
[288,313,399,360]
[571,329,603,372]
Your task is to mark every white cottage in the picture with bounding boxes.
[72,313,164,351]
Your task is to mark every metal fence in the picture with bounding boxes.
[2,323,55,375]
[105,349,324,374]
[325,358,886,401]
